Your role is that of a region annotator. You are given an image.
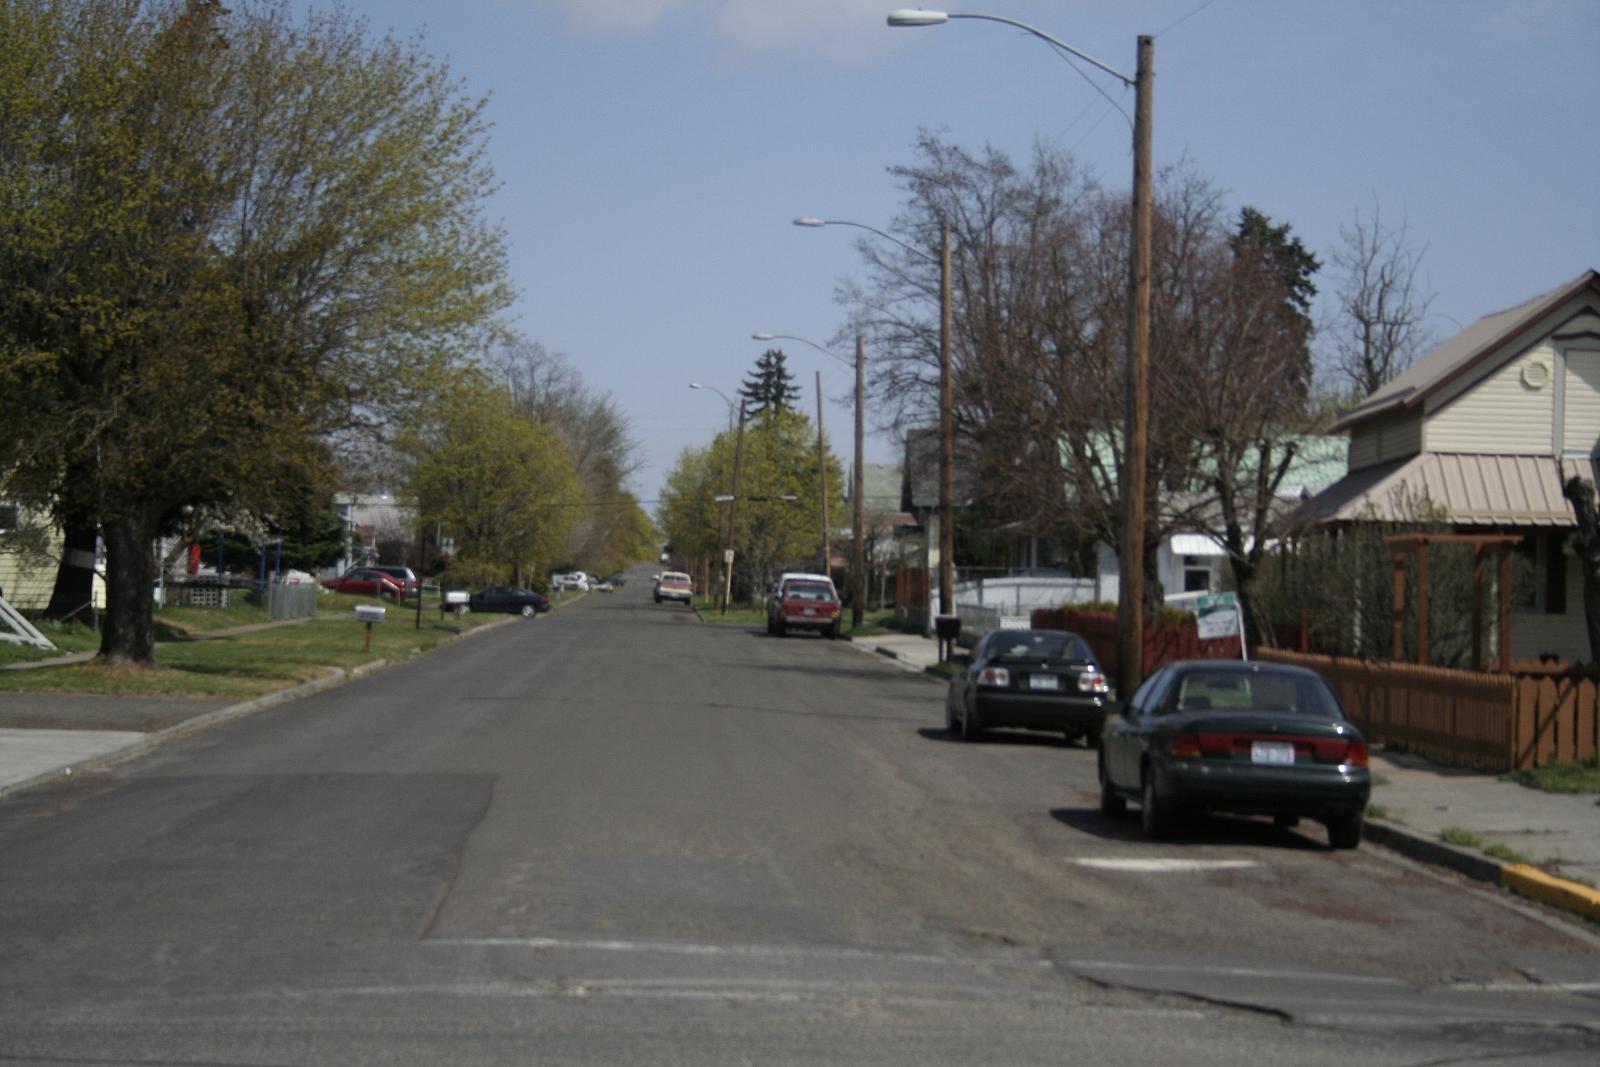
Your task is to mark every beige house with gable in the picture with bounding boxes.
[1304,269,1600,662]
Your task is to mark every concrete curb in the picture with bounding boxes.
[1503,863,1600,923]
[1365,817,1600,925]
[1363,818,1504,884]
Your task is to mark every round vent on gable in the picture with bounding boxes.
[1521,360,1551,389]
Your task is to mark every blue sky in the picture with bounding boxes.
[343,0,1598,510]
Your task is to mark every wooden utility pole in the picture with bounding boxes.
[938,220,954,619]
[853,335,867,627]
[1116,34,1154,697]
[722,401,748,614]
[817,371,829,575]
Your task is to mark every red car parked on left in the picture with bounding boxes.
[321,568,405,599]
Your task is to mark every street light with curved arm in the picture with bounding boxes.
[792,217,936,265]
[888,7,1155,696]
[752,332,869,627]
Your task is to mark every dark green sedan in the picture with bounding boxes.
[1099,660,1370,849]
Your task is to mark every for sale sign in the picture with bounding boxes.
[1195,592,1238,640]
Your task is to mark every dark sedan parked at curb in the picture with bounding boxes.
[944,629,1112,745]
[467,586,550,617]
[1099,660,1371,849]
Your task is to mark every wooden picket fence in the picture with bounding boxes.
[1501,662,1600,770]
[1030,607,1598,770]
[1256,649,1519,769]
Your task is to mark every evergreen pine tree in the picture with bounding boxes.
[738,348,802,417]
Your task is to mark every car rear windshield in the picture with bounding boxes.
[783,582,835,602]
[1172,670,1342,716]
[988,633,1094,662]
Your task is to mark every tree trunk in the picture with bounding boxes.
[45,514,99,621]
[99,510,160,665]
[1561,473,1600,663]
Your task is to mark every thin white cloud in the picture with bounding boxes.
[544,0,694,32]
[540,0,904,55]
[713,0,900,50]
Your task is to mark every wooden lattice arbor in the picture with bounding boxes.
[1386,534,1521,671]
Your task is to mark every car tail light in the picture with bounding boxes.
[1167,732,1203,760]
[978,666,1010,687]
[1077,670,1109,694]
[1344,740,1369,768]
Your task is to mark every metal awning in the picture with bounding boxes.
[1302,453,1589,527]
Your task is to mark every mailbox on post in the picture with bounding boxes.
[441,590,469,619]
[934,614,961,664]
[354,603,385,650]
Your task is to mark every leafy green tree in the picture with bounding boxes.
[0,1,511,662]
[738,348,802,418]
[399,373,581,585]
[658,409,843,602]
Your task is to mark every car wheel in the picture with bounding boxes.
[655,595,662,604]
[1099,754,1127,818]
[1140,768,1171,839]
[1326,811,1363,850]
[827,619,841,640]
[776,618,787,638]
[520,604,534,618]
[959,700,981,742]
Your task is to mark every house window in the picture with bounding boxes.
[1182,555,1211,593]
[1545,531,1568,615]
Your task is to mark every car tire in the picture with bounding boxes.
[827,619,841,640]
[776,618,787,638]
[1099,754,1127,818]
[959,700,981,742]
[654,595,662,604]
[520,604,534,618]
[1326,811,1363,850]
[1140,768,1171,839]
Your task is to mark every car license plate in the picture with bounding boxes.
[1028,674,1059,691]
[1251,741,1295,765]
[803,607,816,616]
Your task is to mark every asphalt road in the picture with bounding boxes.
[2,565,1597,1065]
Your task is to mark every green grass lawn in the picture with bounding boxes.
[1504,760,1600,794]
[0,595,510,697]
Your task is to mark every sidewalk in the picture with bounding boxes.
[853,628,1600,925]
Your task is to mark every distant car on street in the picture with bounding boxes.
[944,629,1111,745]
[765,573,841,638]
[321,568,405,599]
[654,571,693,604]
[1099,660,1371,849]
[467,586,550,617]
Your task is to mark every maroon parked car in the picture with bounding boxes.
[321,567,404,599]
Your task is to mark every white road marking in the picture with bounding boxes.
[1072,858,1260,873]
